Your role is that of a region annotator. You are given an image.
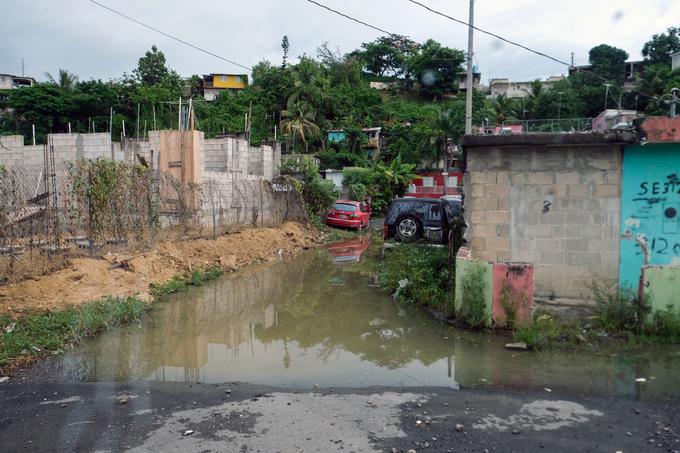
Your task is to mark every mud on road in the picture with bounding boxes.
[0,378,678,452]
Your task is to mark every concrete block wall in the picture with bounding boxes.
[77,133,112,160]
[23,145,46,165]
[204,138,232,172]
[465,145,623,299]
[123,138,151,166]
[0,133,118,167]
[247,146,264,176]
[0,135,28,167]
[200,171,304,232]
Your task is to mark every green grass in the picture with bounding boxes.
[0,296,148,371]
[321,226,361,243]
[0,265,224,373]
[379,244,454,315]
[514,310,582,350]
[150,266,223,298]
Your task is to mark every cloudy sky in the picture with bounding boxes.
[2,0,678,84]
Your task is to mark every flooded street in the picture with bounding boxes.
[54,238,680,402]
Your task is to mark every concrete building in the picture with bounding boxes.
[461,132,637,300]
[672,51,680,71]
[200,73,248,101]
[591,109,638,131]
[0,74,36,89]
[488,75,564,99]
[457,71,482,92]
[568,60,643,92]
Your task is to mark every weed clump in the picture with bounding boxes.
[592,282,646,332]
[458,262,488,328]
[642,305,680,343]
[379,244,454,314]
[514,310,580,349]
[0,296,148,371]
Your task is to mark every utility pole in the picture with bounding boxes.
[464,0,475,135]
[603,83,612,111]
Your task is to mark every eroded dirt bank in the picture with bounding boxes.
[0,221,321,317]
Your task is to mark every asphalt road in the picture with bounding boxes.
[1,367,679,452]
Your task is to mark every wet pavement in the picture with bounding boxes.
[1,236,680,451]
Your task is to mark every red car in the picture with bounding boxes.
[326,235,372,263]
[325,200,371,230]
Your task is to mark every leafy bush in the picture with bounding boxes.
[515,310,573,350]
[643,305,680,343]
[280,155,338,217]
[379,244,454,314]
[591,281,646,332]
[342,155,415,214]
[347,183,367,201]
[458,262,488,327]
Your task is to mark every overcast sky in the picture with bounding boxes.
[2,0,678,84]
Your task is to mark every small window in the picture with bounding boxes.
[235,75,242,82]
[428,204,442,222]
[220,75,227,82]
[446,175,459,187]
[333,203,358,212]
[422,177,434,187]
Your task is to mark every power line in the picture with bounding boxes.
[304,0,400,36]
[405,0,658,101]
[405,0,572,67]
[87,0,252,72]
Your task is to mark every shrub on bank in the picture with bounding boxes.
[0,266,224,375]
[379,244,454,314]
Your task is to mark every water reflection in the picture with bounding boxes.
[56,247,680,400]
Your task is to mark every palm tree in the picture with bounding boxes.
[280,101,321,144]
[374,155,416,197]
[45,69,79,91]
[492,93,516,125]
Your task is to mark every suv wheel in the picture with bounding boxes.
[396,216,421,241]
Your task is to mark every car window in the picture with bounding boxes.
[428,203,442,222]
[333,203,358,212]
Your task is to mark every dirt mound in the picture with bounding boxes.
[0,222,321,317]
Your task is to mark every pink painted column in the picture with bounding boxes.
[491,263,534,327]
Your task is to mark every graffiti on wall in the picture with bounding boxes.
[619,144,680,290]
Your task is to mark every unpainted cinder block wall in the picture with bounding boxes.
[465,145,622,299]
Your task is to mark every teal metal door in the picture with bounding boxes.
[619,144,680,290]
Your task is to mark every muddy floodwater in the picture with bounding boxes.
[56,238,680,401]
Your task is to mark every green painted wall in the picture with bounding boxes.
[455,258,493,326]
[644,266,680,313]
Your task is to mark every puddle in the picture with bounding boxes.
[56,239,680,401]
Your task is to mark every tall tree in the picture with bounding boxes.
[280,100,320,144]
[407,39,465,99]
[589,44,629,83]
[354,35,418,78]
[642,27,680,67]
[491,93,516,125]
[45,69,79,92]
[134,45,170,86]
[281,35,290,67]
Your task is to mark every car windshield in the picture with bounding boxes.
[333,203,358,212]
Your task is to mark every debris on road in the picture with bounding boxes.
[505,342,528,351]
